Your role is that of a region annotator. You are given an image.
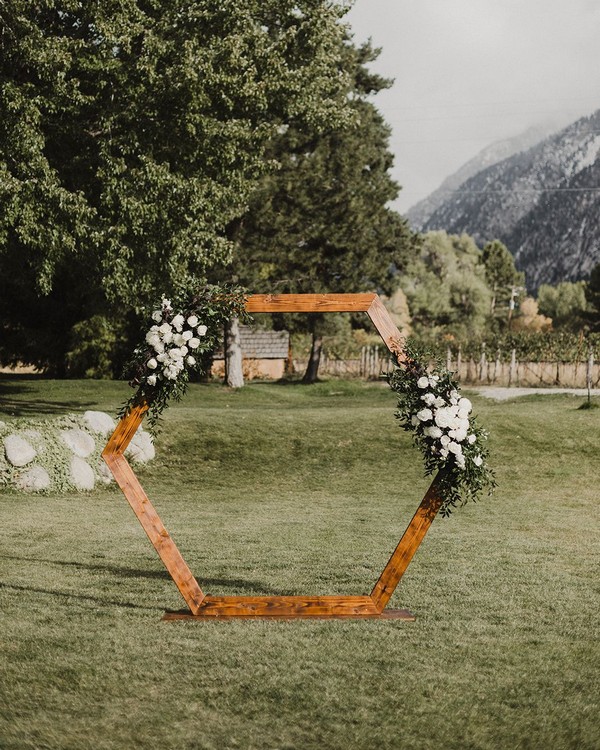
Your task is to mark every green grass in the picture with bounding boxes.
[0,377,599,750]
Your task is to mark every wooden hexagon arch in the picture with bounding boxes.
[102,294,445,621]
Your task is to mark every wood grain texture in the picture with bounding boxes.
[190,594,379,618]
[370,472,444,611]
[245,293,376,313]
[102,407,205,615]
[367,296,406,364]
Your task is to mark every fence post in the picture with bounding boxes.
[446,346,452,372]
[479,343,487,382]
[457,345,462,381]
[509,348,516,386]
[587,347,594,392]
[494,349,501,383]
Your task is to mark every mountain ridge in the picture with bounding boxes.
[408,109,600,291]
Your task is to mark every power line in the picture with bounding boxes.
[438,187,600,194]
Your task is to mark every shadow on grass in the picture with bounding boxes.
[0,382,95,417]
[0,581,160,611]
[0,554,292,595]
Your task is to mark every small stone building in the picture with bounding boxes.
[212,326,290,380]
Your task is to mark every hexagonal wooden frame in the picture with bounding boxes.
[102,294,445,621]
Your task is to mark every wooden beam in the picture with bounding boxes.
[370,472,444,612]
[367,295,406,364]
[102,407,206,615]
[190,594,379,618]
[245,293,376,314]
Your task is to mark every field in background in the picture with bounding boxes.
[0,378,598,749]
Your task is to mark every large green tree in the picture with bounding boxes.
[0,0,352,374]
[481,239,525,323]
[401,231,492,341]
[537,281,588,330]
[227,39,417,381]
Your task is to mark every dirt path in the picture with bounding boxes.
[473,386,600,401]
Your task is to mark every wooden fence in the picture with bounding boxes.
[294,345,600,388]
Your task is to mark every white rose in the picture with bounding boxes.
[417,376,429,389]
[197,324,208,336]
[473,455,483,467]
[411,415,420,427]
[452,428,468,442]
[182,330,193,341]
[162,330,173,344]
[156,353,168,363]
[440,435,451,447]
[153,341,165,354]
[145,331,161,347]
[467,434,477,444]
[458,398,472,414]
[424,426,443,439]
[440,447,449,458]
[187,315,198,327]
[416,408,433,422]
[187,355,196,366]
[448,441,462,455]
[428,376,439,387]
[169,348,184,360]
[172,314,185,332]
[180,345,188,356]
[147,358,158,370]
[147,374,157,386]
[450,390,459,403]
[433,396,446,408]
[435,407,455,429]
[456,455,466,469]
[159,322,172,335]
[421,393,436,405]
[152,310,162,323]
[188,337,200,349]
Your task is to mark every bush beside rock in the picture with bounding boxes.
[0,413,155,493]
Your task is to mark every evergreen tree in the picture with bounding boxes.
[0,0,352,374]
[481,240,525,321]
[229,39,416,381]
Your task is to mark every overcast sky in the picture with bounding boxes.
[345,0,600,213]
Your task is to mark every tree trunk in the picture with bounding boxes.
[225,316,244,388]
[302,331,323,383]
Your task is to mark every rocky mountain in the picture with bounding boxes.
[408,110,600,291]
[407,123,558,230]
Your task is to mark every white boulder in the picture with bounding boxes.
[70,456,95,490]
[125,429,155,464]
[83,411,116,436]
[61,428,95,458]
[4,434,37,467]
[15,465,51,492]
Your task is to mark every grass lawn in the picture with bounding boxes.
[0,377,598,750]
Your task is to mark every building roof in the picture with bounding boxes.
[214,326,289,360]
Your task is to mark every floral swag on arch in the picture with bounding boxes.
[122,286,495,516]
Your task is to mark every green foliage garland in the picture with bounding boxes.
[389,344,496,516]
[122,284,248,431]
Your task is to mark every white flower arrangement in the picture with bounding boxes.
[122,284,247,431]
[389,344,496,515]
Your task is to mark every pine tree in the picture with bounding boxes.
[229,39,416,381]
